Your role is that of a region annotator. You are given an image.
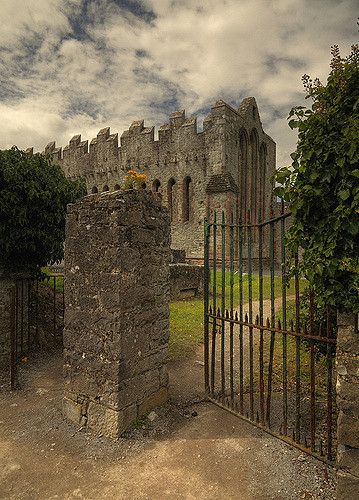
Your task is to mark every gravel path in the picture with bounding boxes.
[0,342,336,499]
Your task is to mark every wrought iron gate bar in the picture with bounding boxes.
[280,201,288,436]
[207,314,337,343]
[205,211,292,230]
[221,212,226,404]
[207,397,336,468]
[9,275,65,389]
[203,210,337,465]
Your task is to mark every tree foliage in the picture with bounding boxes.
[275,45,359,313]
[0,147,86,274]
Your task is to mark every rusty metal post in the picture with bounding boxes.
[10,287,17,390]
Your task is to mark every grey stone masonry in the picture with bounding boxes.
[169,263,203,300]
[336,312,359,500]
[63,189,171,438]
[29,97,276,260]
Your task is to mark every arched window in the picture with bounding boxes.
[259,143,267,220]
[152,179,161,193]
[239,131,248,221]
[102,185,109,192]
[114,184,121,191]
[91,186,98,194]
[141,182,147,189]
[182,176,192,222]
[249,129,259,221]
[167,178,176,221]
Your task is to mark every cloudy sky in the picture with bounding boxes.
[0,0,357,166]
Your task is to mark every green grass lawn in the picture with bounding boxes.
[169,272,307,361]
[41,267,64,293]
[169,299,204,360]
[210,270,305,305]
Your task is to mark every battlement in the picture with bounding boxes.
[31,97,270,159]
[24,95,276,260]
[170,109,185,128]
[28,96,274,182]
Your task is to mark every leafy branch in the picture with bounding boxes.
[274,44,359,313]
[0,147,86,274]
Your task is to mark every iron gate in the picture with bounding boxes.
[203,209,337,464]
[9,274,64,389]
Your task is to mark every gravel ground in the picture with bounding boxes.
[0,348,336,499]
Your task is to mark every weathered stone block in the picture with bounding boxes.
[337,470,359,500]
[336,313,359,353]
[169,263,204,300]
[337,379,359,406]
[138,387,169,416]
[171,249,186,264]
[62,396,82,425]
[337,411,359,448]
[336,312,359,496]
[63,190,170,438]
[86,401,137,438]
[339,356,359,377]
[338,445,359,478]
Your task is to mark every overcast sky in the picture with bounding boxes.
[0,0,357,166]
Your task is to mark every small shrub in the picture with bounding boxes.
[123,170,147,190]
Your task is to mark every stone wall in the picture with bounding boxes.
[169,263,204,300]
[63,190,171,438]
[28,97,276,259]
[336,312,359,500]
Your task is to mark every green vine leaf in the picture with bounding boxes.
[274,44,359,313]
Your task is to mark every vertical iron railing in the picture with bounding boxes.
[204,210,337,464]
[204,219,210,395]
[9,274,65,389]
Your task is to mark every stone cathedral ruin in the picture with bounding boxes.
[28,97,276,260]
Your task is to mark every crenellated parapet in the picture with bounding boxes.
[60,134,89,178]
[30,97,272,180]
[40,128,120,179]
[89,127,119,174]
[118,110,205,171]
[44,141,63,161]
[25,95,276,259]
[120,120,156,170]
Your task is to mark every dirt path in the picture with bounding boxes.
[0,347,336,499]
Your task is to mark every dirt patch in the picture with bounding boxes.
[0,348,336,499]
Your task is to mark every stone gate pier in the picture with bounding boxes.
[336,313,359,500]
[63,190,170,438]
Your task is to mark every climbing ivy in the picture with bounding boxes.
[0,147,86,274]
[275,45,359,313]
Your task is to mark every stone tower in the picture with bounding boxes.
[31,97,275,260]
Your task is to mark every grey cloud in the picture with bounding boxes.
[0,0,357,165]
